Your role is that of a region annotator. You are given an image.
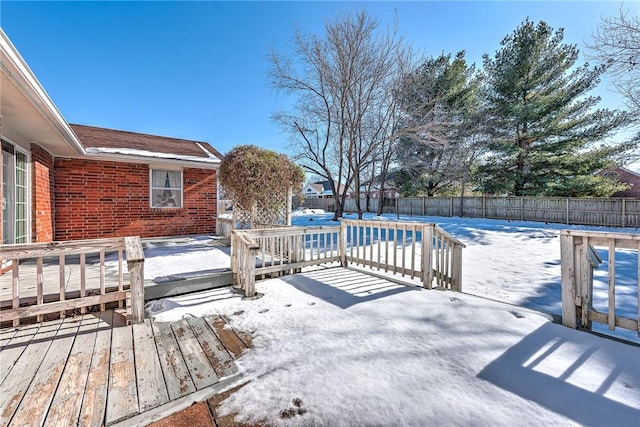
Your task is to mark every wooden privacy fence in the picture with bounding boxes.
[560,230,640,336]
[0,236,145,328]
[296,196,640,228]
[231,219,465,297]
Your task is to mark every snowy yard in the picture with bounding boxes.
[146,213,639,425]
[294,212,640,344]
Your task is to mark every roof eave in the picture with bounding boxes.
[83,151,220,169]
[1,29,85,156]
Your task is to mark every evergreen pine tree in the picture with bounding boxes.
[478,19,631,197]
[395,51,484,196]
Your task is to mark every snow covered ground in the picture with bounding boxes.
[141,235,231,283]
[146,212,639,425]
[148,269,639,426]
[293,212,640,343]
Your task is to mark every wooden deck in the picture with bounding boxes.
[0,309,250,426]
[0,242,234,309]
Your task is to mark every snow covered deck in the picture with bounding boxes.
[0,308,250,426]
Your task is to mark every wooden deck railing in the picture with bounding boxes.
[232,219,465,297]
[0,236,145,327]
[231,225,342,296]
[560,230,640,336]
[341,219,465,291]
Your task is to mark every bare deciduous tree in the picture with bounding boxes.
[586,7,640,119]
[269,10,409,220]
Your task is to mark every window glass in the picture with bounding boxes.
[150,169,183,208]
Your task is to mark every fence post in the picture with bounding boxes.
[520,196,524,221]
[125,236,145,324]
[566,198,570,224]
[449,197,454,217]
[621,198,626,228]
[560,233,577,328]
[422,225,434,289]
[422,197,426,216]
[482,196,486,218]
[340,220,348,267]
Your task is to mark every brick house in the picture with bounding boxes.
[600,167,640,198]
[1,29,222,244]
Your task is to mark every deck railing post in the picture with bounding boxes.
[243,246,257,297]
[560,233,578,329]
[230,232,236,273]
[340,220,348,267]
[422,225,433,289]
[125,236,145,324]
[452,243,463,292]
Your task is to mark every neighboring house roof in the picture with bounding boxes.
[305,183,324,193]
[319,180,347,195]
[303,180,347,196]
[600,167,640,198]
[70,124,223,167]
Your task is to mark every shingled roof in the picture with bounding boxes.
[70,124,223,161]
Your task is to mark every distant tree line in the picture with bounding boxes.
[269,8,639,220]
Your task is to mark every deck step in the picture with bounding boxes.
[144,271,234,301]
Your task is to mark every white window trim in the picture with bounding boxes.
[149,168,184,209]
[1,137,31,244]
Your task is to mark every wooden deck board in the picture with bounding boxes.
[172,318,220,390]
[0,328,17,351]
[221,314,253,348]
[78,311,113,427]
[205,316,249,359]
[133,319,170,412]
[0,307,249,426]
[45,314,100,426]
[0,324,40,385]
[0,319,63,426]
[186,316,237,379]
[9,316,81,427]
[105,312,139,425]
[152,321,197,401]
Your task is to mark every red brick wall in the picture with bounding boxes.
[0,151,2,244]
[31,144,55,242]
[54,158,217,240]
[613,169,640,197]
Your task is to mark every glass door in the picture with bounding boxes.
[2,140,28,244]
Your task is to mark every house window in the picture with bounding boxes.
[150,169,183,208]
[2,139,30,244]
[602,171,620,180]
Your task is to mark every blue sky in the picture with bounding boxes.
[1,1,635,155]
